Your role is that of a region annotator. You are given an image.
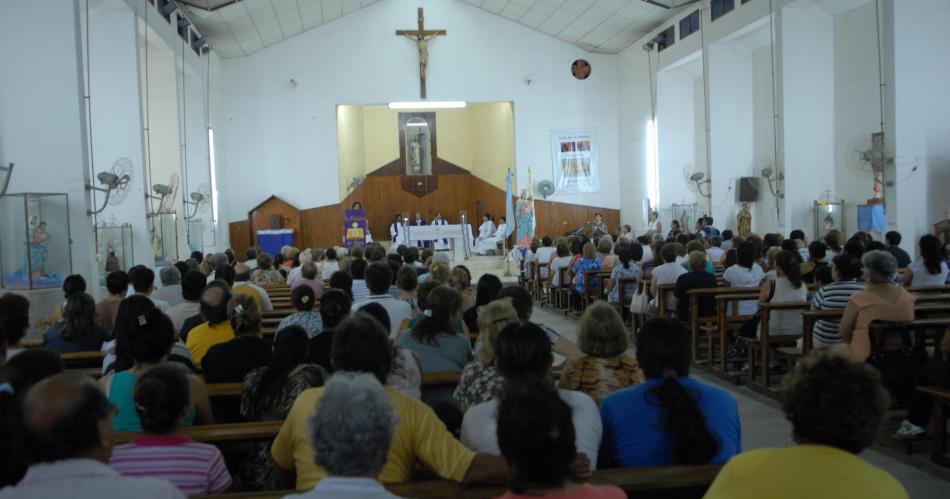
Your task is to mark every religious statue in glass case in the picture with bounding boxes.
[0,193,72,290]
[404,117,432,175]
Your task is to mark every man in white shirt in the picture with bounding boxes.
[0,373,185,499]
[352,263,412,337]
[706,236,725,263]
[350,259,371,303]
[129,266,169,312]
[460,321,600,471]
[152,266,184,307]
[165,270,206,335]
[651,244,688,308]
[535,236,556,279]
[244,247,259,270]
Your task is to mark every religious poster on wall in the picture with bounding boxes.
[343,209,367,248]
[550,128,600,194]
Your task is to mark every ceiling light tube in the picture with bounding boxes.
[388,101,467,110]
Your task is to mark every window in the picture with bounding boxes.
[711,0,735,21]
[656,25,675,52]
[679,10,700,39]
[177,15,190,40]
[190,29,202,55]
[157,0,173,22]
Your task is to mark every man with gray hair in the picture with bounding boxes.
[0,373,184,498]
[283,373,401,498]
[233,262,273,312]
[152,266,184,307]
[286,249,313,285]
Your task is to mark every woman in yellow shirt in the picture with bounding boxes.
[704,350,907,499]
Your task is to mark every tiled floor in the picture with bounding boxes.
[531,304,950,498]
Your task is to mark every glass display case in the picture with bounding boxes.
[151,213,179,266]
[671,203,700,232]
[814,200,845,240]
[96,223,133,279]
[0,193,72,290]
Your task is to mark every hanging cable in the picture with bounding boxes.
[767,0,782,224]
[699,6,713,216]
[143,0,156,224]
[873,0,886,137]
[84,0,101,249]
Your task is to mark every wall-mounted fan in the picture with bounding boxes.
[536,180,556,199]
[750,156,783,200]
[848,134,887,176]
[148,173,180,217]
[184,182,212,220]
[87,157,134,215]
[682,164,711,198]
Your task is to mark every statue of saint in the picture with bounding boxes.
[824,212,834,232]
[737,202,752,238]
[409,132,423,172]
[515,188,536,248]
[28,216,49,278]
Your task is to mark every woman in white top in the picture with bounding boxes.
[547,243,573,289]
[722,241,765,316]
[320,247,340,280]
[647,210,661,235]
[903,234,949,287]
[650,243,687,309]
[758,250,808,336]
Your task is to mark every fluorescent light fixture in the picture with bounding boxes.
[388,101,466,110]
[405,122,429,127]
[208,128,219,224]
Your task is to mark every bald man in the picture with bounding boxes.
[0,373,183,498]
[232,263,273,312]
[184,284,235,364]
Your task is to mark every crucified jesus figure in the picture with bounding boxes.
[396,8,446,99]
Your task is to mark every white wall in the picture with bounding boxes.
[214,0,620,232]
[892,0,950,254]
[781,1,835,237]
[83,0,152,273]
[617,45,654,234]
[707,41,754,233]
[0,0,97,315]
[656,64,702,219]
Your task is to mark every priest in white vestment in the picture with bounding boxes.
[431,212,450,251]
[389,214,404,244]
[475,214,497,255]
[476,216,508,255]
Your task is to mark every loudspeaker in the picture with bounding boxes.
[737,177,759,202]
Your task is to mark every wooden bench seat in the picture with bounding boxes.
[204,464,722,499]
[115,420,283,445]
[744,301,812,396]
[916,386,950,467]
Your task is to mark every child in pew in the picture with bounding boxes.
[109,364,232,496]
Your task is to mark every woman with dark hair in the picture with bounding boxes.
[109,364,232,495]
[398,286,472,372]
[705,350,905,499]
[104,295,195,375]
[757,250,808,336]
[844,236,866,259]
[0,293,31,360]
[605,243,641,305]
[810,253,865,348]
[43,292,109,353]
[496,381,625,499]
[46,273,87,324]
[304,289,352,372]
[462,273,503,334]
[100,307,213,432]
[780,239,804,264]
[722,241,765,316]
[277,285,322,338]
[240,326,326,489]
[355,302,424,400]
[396,265,420,315]
[600,318,741,467]
[824,229,843,258]
[905,234,949,286]
[0,349,64,486]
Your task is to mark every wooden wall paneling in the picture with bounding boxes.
[228,221,251,261]
[247,196,302,254]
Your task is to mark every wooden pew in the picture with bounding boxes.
[687,287,761,363]
[115,420,283,445]
[745,301,811,396]
[706,292,758,381]
[60,350,106,369]
[655,284,675,317]
[204,464,723,499]
[908,285,950,294]
[616,277,638,324]
[917,386,950,467]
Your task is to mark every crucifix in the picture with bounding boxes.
[396,7,446,99]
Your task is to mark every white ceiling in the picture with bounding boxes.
[181,0,684,59]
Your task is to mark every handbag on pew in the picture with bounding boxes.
[629,281,650,315]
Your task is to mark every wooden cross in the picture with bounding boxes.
[396,7,446,99]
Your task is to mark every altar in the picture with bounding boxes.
[404,224,474,260]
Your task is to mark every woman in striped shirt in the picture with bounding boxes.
[810,253,865,348]
[109,364,232,495]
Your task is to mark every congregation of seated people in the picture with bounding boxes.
[0,227,947,498]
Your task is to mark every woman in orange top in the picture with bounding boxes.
[839,250,915,361]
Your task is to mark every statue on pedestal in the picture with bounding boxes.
[737,202,752,238]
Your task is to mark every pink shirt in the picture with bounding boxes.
[109,435,232,496]
[498,483,627,499]
[291,277,326,299]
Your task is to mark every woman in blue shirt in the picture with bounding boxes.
[600,318,741,467]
